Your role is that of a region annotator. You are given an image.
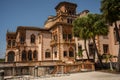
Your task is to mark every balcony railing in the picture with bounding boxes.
[50,40,58,46]
[62,39,75,44]
[50,39,75,46]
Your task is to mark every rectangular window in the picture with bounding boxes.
[45,52,51,58]
[20,36,25,44]
[78,45,82,51]
[68,34,72,40]
[89,44,95,56]
[8,40,11,46]
[63,34,67,40]
[103,44,109,54]
[12,40,16,46]
[53,35,57,41]
[54,51,57,58]
[63,51,67,57]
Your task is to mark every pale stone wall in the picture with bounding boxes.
[42,32,52,60]
[26,30,39,46]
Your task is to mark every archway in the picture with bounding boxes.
[7,51,15,62]
[28,50,32,61]
[22,50,27,61]
[33,50,38,60]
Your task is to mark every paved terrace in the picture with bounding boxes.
[5,71,120,80]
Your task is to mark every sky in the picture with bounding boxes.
[0,0,101,58]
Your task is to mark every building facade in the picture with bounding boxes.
[3,1,120,76]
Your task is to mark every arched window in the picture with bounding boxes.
[33,50,38,60]
[69,47,74,57]
[7,51,15,62]
[31,34,35,43]
[28,50,32,61]
[8,40,11,46]
[45,49,51,58]
[22,50,27,61]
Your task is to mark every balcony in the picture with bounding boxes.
[62,39,75,44]
[50,40,58,46]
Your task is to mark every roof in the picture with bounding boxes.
[17,26,49,31]
[55,1,77,10]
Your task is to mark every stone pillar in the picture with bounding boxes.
[12,67,15,76]
[91,63,95,70]
[81,63,84,69]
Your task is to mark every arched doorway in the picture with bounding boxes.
[7,51,15,62]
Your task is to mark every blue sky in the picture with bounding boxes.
[0,0,101,58]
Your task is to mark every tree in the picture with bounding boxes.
[102,54,113,71]
[73,13,109,68]
[73,16,90,60]
[78,49,85,62]
[101,0,120,71]
[87,14,108,68]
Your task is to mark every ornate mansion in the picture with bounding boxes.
[2,1,119,76]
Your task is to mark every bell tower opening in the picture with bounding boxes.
[55,1,77,16]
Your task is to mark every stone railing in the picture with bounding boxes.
[50,40,57,46]
[62,39,75,44]
[0,60,62,68]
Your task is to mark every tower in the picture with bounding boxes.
[49,1,77,62]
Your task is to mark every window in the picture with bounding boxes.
[53,35,57,41]
[67,18,72,24]
[45,49,51,58]
[20,36,25,44]
[69,51,74,57]
[22,50,27,61]
[54,51,57,58]
[8,40,11,46]
[114,26,120,44]
[69,10,72,15]
[63,34,67,40]
[78,45,82,52]
[7,51,15,62]
[12,40,16,46]
[31,34,35,43]
[45,52,51,58]
[69,47,74,57]
[103,44,109,54]
[68,34,72,40]
[89,44,95,56]
[28,50,32,61]
[33,50,38,60]
[63,51,67,57]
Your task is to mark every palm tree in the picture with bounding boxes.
[102,54,113,71]
[73,13,109,68]
[101,0,120,71]
[78,49,85,62]
[87,14,109,68]
[73,16,90,60]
